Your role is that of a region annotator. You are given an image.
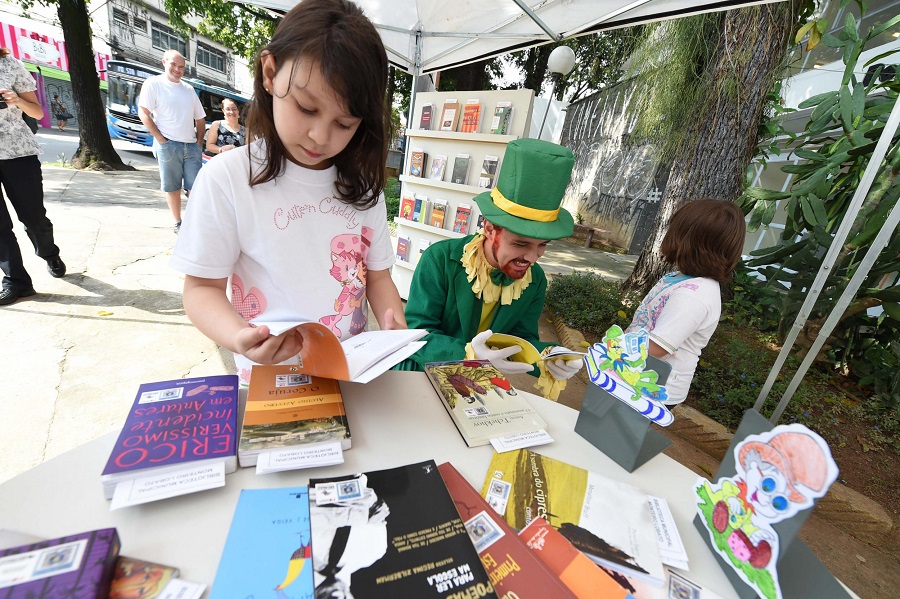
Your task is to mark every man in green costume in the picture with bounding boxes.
[400,138,583,399]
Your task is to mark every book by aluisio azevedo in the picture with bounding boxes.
[452,203,472,234]
[451,154,471,185]
[210,487,313,599]
[423,360,548,447]
[0,528,120,598]
[481,449,666,587]
[438,463,578,599]
[396,235,410,262]
[308,460,497,598]
[459,99,482,133]
[101,375,239,499]
[238,365,351,467]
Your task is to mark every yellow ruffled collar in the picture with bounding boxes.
[461,232,532,305]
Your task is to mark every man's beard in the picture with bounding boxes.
[490,235,531,280]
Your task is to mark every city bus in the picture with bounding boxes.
[104,59,250,147]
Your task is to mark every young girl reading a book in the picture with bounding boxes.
[625,199,745,406]
[170,0,406,384]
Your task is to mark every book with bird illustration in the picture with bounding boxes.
[210,487,313,599]
[423,360,548,447]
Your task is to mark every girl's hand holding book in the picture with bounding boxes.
[236,324,304,364]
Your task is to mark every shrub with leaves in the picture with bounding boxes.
[739,6,900,410]
[545,272,640,337]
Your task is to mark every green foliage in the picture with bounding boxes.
[545,272,640,337]
[384,177,400,234]
[723,266,781,331]
[740,8,900,412]
[164,0,277,62]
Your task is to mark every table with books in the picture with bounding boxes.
[0,370,743,598]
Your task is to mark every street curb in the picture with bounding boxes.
[552,317,897,551]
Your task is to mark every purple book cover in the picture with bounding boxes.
[0,528,120,598]
[102,375,238,477]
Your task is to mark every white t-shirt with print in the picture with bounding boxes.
[626,273,721,403]
[137,74,206,142]
[170,140,395,383]
[0,55,41,160]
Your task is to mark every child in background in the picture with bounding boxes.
[170,0,406,384]
[626,199,745,406]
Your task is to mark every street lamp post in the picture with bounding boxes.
[537,45,576,139]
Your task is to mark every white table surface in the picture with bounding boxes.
[0,371,738,597]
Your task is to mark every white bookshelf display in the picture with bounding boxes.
[393,89,535,299]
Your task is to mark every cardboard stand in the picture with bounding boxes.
[574,356,672,473]
[693,409,852,598]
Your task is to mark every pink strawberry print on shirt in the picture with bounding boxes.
[231,274,267,320]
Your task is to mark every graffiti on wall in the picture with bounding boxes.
[561,80,668,254]
[43,82,77,126]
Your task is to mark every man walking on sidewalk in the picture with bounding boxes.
[138,49,206,233]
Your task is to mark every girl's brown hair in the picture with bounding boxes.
[245,0,389,209]
[660,199,746,284]
[0,48,10,58]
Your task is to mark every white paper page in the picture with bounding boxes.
[343,330,427,379]
[159,579,206,599]
[490,429,553,453]
[649,495,690,571]
[255,442,345,474]
[109,461,225,510]
[352,341,426,383]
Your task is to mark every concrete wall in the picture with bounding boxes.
[559,80,667,254]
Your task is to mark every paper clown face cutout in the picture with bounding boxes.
[695,424,838,599]
[584,325,673,426]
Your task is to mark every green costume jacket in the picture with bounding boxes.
[398,234,553,371]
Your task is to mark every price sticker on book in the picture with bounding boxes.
[490,429,553,453]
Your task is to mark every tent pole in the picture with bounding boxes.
[754,97,900,417]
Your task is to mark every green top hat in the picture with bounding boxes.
[473,138,575,240]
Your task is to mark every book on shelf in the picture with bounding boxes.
[210,487,313,599]
[423,359,548,447]
[410,148,427,177]
[476,214,486,232]
[519,517,636,599]
[0,528,120,598]
[429,154,448,181]
[478,155,500,189]
[412,195,424,222]
[452,203,472,234]
[415,196,429,224]
[439,99,461,132]
[460,99,482,133]
[480,448,666,586]
[417,238,431,259]
[100,375,239,500]
[238,366,351,467]
[396,235,410,262]
[490,101,513,135]
[438,462,578,599]
[399,195,415,220]
[430,199,448,229]
[308,460,494,598]
[252,322,428,384]
[419,103,434,130]
[451,154,471,185]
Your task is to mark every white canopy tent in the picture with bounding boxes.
[238,0,788,75]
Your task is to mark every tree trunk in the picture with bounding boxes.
[623,3,799,294]
[57,0,132,171]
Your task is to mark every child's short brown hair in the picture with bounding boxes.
[660,199,746,284]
